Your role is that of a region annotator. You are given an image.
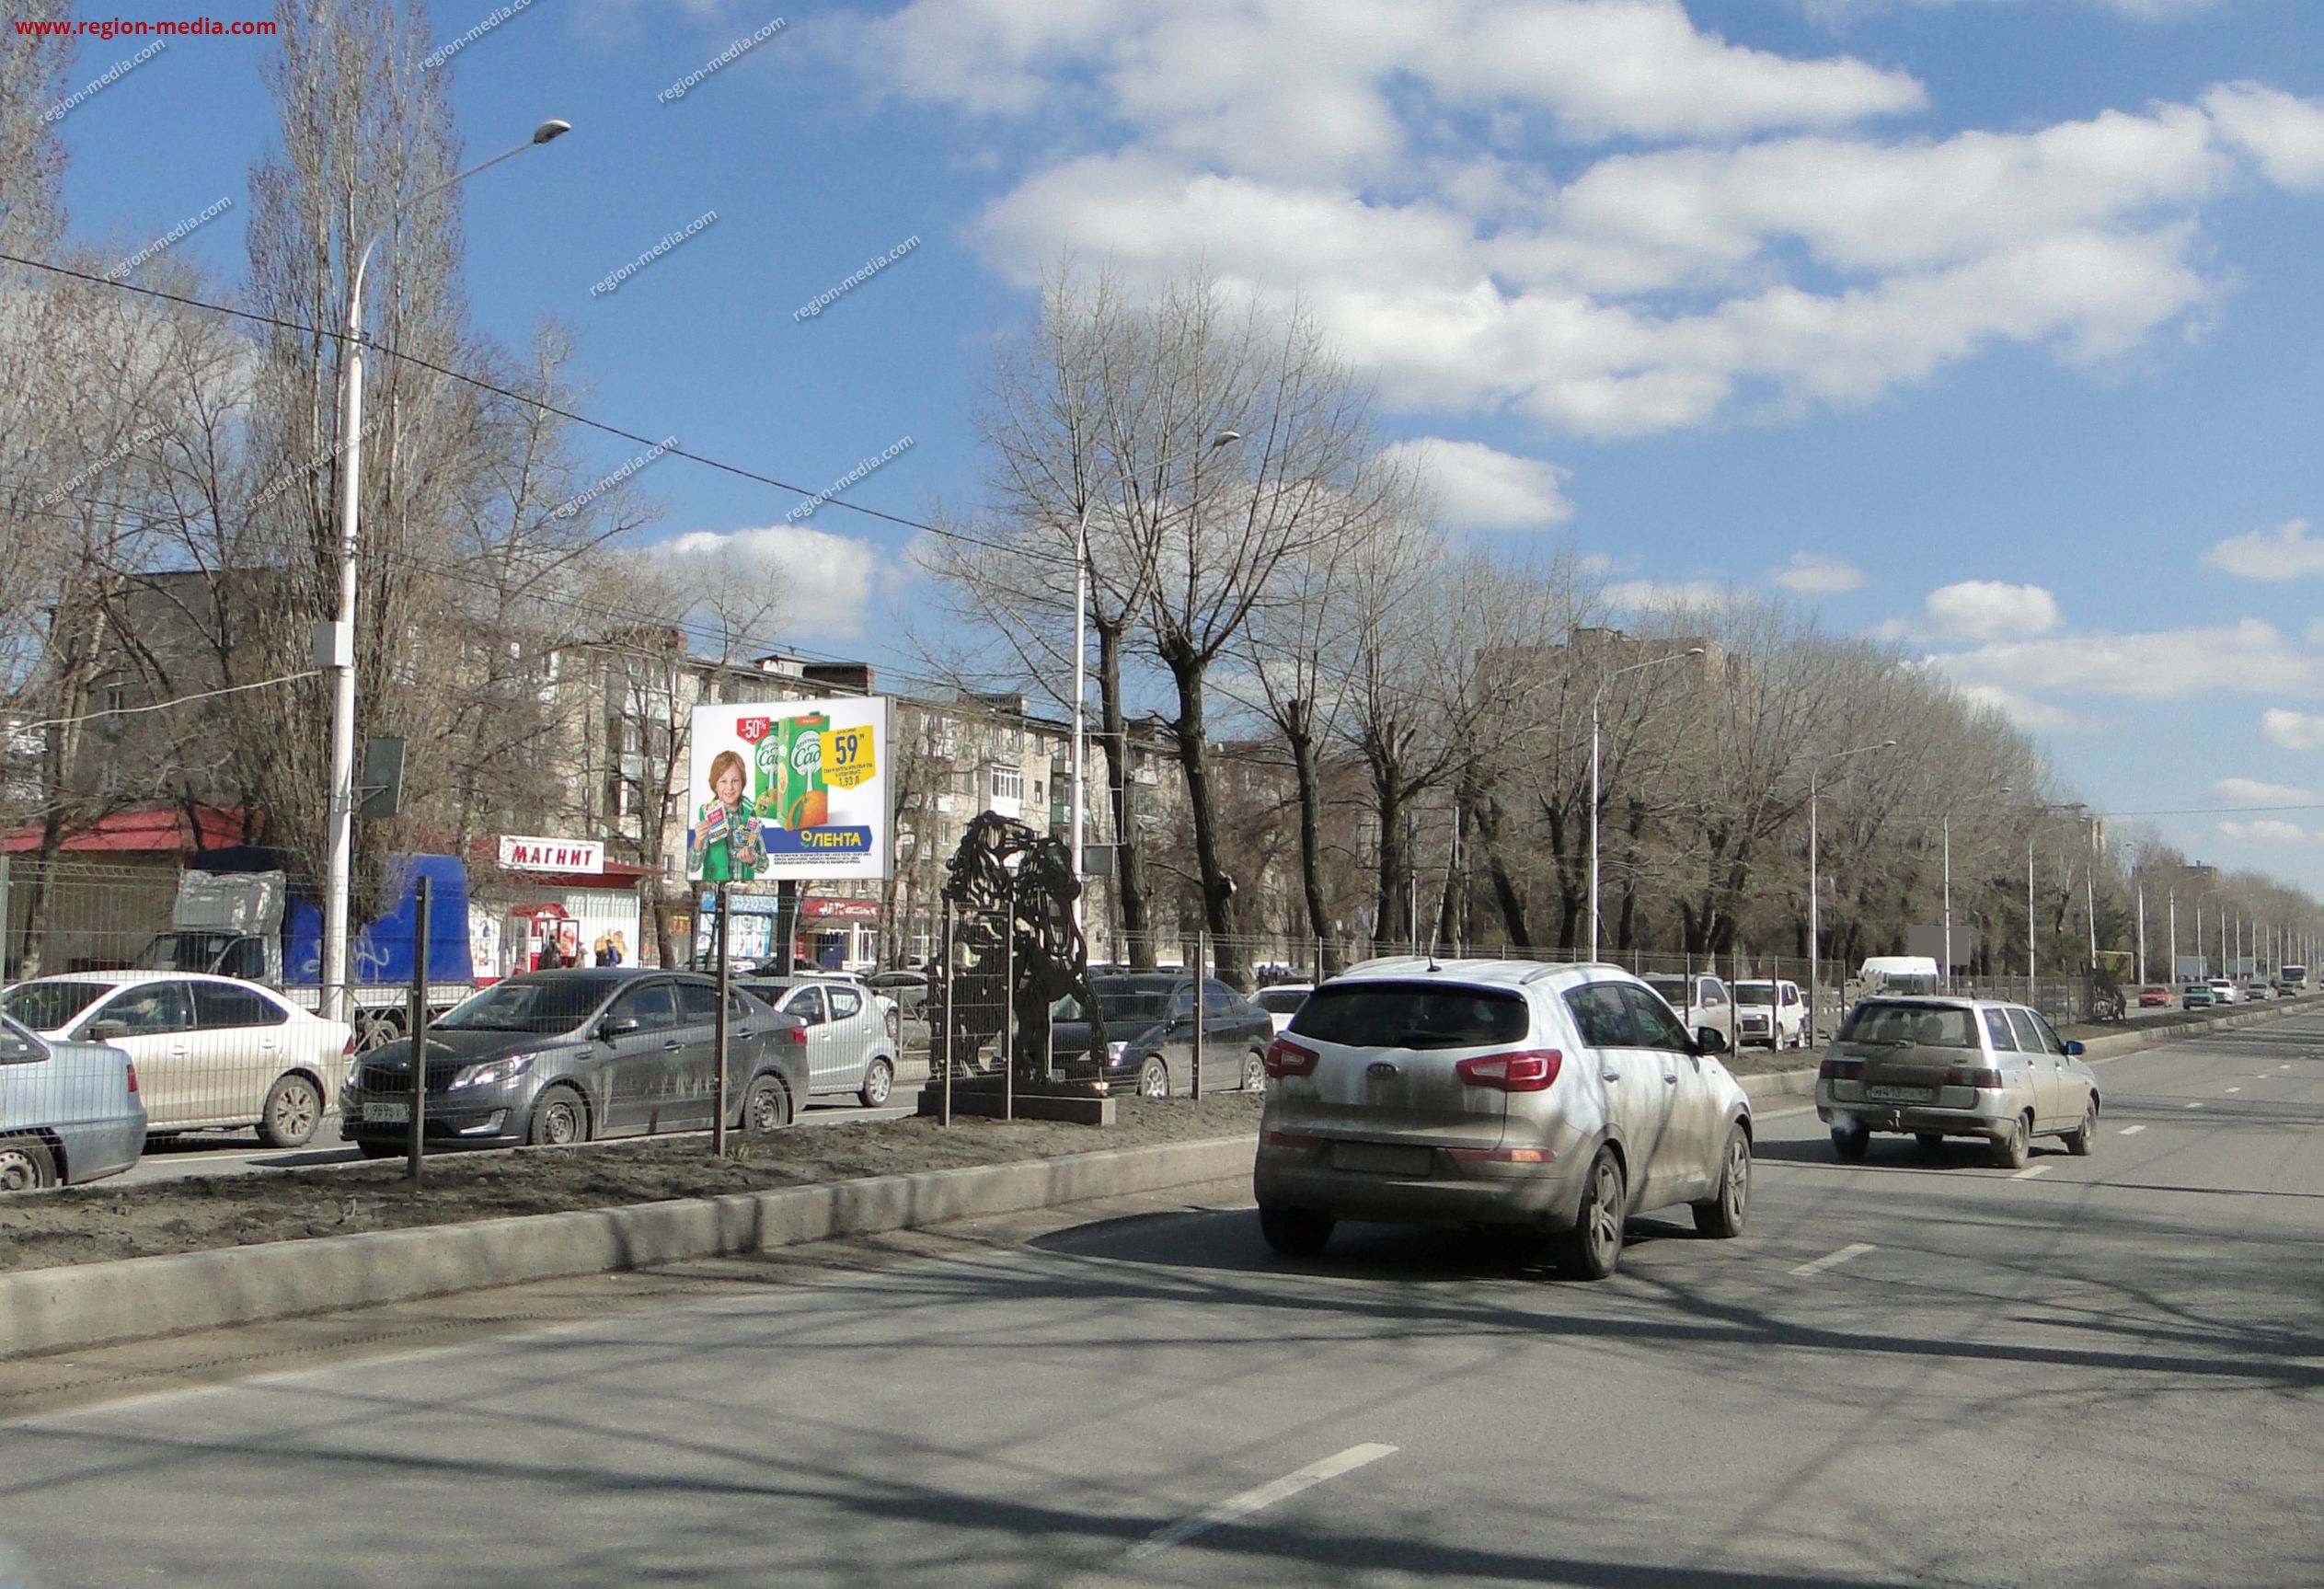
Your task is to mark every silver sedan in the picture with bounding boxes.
[0,1013,144,1191]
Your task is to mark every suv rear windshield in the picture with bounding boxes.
[1838,1001,1980,1049]
[1290,983,1530,1050]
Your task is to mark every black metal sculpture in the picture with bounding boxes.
[939,811,1105,1084]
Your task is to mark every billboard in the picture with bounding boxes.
[685,695,892,881]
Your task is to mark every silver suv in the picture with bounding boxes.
[1253,959,1753,1280]
[1815,996,2100,1169]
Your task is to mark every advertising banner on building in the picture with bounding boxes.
[685,695,892,881]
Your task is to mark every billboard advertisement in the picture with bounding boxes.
[685,695,892,881]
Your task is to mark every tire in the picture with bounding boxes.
[1553,1147,1627,1279]
[857,1058,893,1110]
[0,1137,58,1192]
[1258,1203,1333,1256]
[1693,1126,1750,1238]
[1240,1052,1267,1094]
[1989,1112,2031,1170]
[742,1073,792,1134]
[1832,1123,1870,1161]
[2063,1098,2099,1157]
[354,1138,401,1160]
[526,1084,590,1147]
[256,1074,323,1148]
[1137,1058,1170,1100]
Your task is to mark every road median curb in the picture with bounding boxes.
[0,1134,1257,1360]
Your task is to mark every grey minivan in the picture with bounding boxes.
[1815,996,2100,1169]
[340,970,807,1155]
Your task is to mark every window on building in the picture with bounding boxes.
[993,766,1024,803]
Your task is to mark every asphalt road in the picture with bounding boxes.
[5,1016,2321,1588]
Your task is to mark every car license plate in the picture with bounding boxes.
[362,1100,410,1124]
[1333,1142,1432,1176]
[1864,1085,1932,1104]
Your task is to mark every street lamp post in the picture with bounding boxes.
[1803,740,1897,1044]
[1587,647,1706,961]
[1941,783,2012,994]
[1067,430,1240,938]
[321,119,570,1025]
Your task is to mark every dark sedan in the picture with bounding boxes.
[339,970,806,1156]
[1051,973,1273,1098]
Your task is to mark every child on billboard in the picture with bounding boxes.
[688,749,767,881]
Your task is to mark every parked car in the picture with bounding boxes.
[732,973,903,1107]
[1253,958,1751,1280]
[1732,979,1808,1049]
[3,971,351,1147]
[2209,978,2241,1005]
[339,969,807,1156]
[865,969,930,1017]
[2182,983,2216,1009]
[1253,983,1314,1036]
[1814,996,2100,1169]
[0,1013,144,1192]
[1640,973,1738,1053]
[1053,973,1274,1098]
[2136,985,2173,1008]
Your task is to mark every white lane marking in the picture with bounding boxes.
[2012,1163,2052,1180]
[1789,1242,1875,1277]
[2183,1101,2204,1110]
[1130,1443,1398,1559]
[2226,1087,2242,1094]
[2119,1124,2146,1135]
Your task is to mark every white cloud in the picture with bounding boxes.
[2205,518,2324,581]
[1605,578,1731,612]
[2202,83,2324,190]
[1382,437,1572,529]
[2218,819,2318,846]
[661,524,881,639]
[2211,777,2320,808]
[1957,685,2099,734]
[853,2,2323,443]
[2261,708,2324,750]
[1932,618,2324,701]
[1770,551,1866,595]
[1922,581,2062,642]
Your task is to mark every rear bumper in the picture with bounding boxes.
[1817,1100,2009,1137]
[1253,1141,1592,1233]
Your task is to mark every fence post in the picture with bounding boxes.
[938,898,954,1127]
[1192,929,1208,1100]
[0,855,11,981]
[405,874,431,1185]
[712,883,731,1159]
[1001,891,1015,1123]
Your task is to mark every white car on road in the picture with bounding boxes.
[2,971,351,1146]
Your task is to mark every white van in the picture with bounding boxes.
[1858,956,1941,997]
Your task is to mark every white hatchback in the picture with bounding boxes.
[1254,958,1752,1279]
[2,971,351,1146]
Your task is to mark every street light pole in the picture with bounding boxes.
[1803,739,1896,1043]
[1587,646,1705,961]
[320,119,569,1026]
[1940,782,2011,995]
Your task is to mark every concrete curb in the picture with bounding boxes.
[0,1135,1257,1361]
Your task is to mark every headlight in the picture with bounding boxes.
[450,1054,535,1089]
[1105,1041,1128,1065]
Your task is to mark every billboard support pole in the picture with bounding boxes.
[712,882,731,1158]
[405,874,431,1185]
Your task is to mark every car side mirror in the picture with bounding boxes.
[1695,1027,1730,1055]
[2064,1041,2086,1057]
[599,1016,639,1040]
[89,1019,131,1042]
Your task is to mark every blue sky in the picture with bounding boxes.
[40,0,2324,887]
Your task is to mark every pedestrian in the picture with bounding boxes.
[608,931,627,966]
[593,935,614,967]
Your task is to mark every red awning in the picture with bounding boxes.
[801,895,880,922]
[0,805,245,855]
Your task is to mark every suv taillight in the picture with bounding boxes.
[1820,1058,1861,1082]
[1455,1050,1562,1092]
[1264,1037,1318,1077]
